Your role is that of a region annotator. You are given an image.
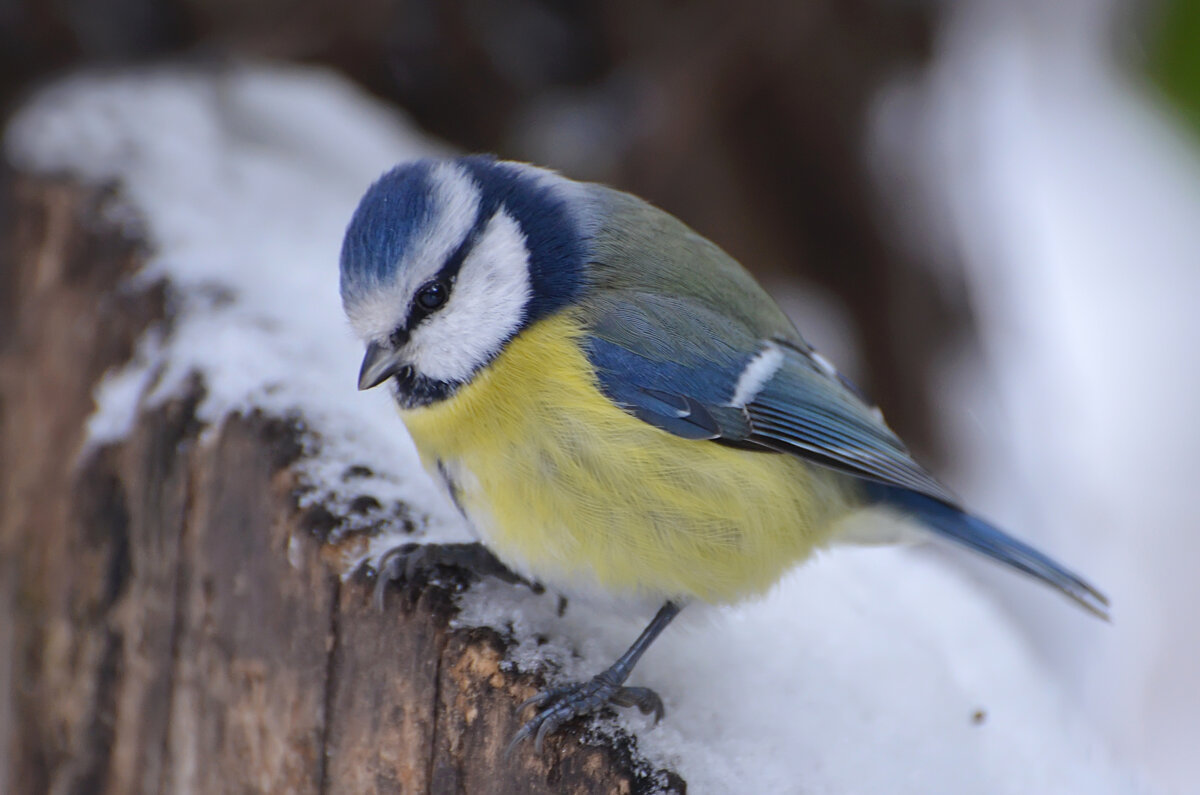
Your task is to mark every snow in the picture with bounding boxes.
[6,62,1147,792]
[6,63,465,541]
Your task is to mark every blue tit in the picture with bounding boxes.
[339,155,1108,751]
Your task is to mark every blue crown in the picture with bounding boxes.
[340,156,587,324]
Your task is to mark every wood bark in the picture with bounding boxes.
[0,174,684,793]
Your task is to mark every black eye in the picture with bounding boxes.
[415,281,448,311]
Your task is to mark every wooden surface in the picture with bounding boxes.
[0,174,684,794]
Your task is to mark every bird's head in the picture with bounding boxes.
[340,156,589,407]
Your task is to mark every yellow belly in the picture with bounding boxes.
[399,311,859,604]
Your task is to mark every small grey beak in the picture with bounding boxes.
[358,341,407,391]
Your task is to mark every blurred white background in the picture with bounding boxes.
[873,1,1200,790]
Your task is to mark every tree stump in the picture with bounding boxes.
[0,174,684,793]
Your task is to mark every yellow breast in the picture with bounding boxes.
[399,311,858,604]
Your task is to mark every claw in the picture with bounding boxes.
[372,543,418,611]
[372,568,390,612]
[505,720,537,758]
[610,686,664,722]
[534,714,560,754]
[507,675,667,756]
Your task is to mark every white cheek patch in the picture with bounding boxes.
[408,208,532,382]
[730,342,784,407]
[347,161,482,342]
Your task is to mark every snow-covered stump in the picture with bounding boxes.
[0,173,681,794]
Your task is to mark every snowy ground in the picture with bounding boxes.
[6,63,1151,792]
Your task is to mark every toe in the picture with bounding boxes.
[372,553,404,610]
[534,711,563,754]
[506,720,537,758]
[613,686,665,722]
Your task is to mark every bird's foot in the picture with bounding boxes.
[373,541,538,609]
[509,672,665,754]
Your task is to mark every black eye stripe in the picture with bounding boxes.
[399,203,498,333]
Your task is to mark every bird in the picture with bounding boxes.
[339,155,1108,753]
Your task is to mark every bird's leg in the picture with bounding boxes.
[509,601,682,754]
[373,541,539,609]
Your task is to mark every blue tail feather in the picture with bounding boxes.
[865,483,1110,619]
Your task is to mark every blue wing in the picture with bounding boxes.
[582,293,1110,618]
[583,293,958,506]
